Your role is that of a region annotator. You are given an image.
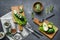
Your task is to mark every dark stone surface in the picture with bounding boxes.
[0,0,60,40]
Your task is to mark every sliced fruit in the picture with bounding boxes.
[48,24,53,28]
[43,22,48,31]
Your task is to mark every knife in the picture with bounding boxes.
[25,23,43,38]
[26,26,40,38]
[33,30,43,36]
[40,13,55,22]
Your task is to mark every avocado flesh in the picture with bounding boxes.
[43,22,48,31]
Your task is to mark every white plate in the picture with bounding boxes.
[0,32,5,39]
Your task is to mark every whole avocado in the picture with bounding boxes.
[46,28,55,34]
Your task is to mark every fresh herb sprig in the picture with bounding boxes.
[31,12,34,19]
[46,5,54,14]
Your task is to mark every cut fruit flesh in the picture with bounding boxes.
[43,22,48,31]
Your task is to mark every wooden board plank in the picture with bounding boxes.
[11,5,25,31]
[18,5,25,16]
[18,25,23,31]
[11,6,19,23]
[11,5,25,23]
[33,18,42,26]
[33,18,58,39]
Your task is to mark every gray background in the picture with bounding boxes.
[0,0,60,40]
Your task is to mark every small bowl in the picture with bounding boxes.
[0,32,5,39]
[4,22,11,29]
[33,2,43,13]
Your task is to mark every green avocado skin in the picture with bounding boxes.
[46,28,55,34]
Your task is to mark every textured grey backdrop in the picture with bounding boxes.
[0,0,60,40]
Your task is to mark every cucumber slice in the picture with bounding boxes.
[13,10,17,14]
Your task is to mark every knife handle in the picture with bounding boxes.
[44,13,55,20]
[34,30,43,36]
[33,18,42,26]
[32,32,40,38]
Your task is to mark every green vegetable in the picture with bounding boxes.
[48,22,53,28]
[47,28,55,34]
[43,22,49,31]
[31,12,34,19]
[14,13,19,18]
[48,24,53,28]
[14,13,24,21]
[46,5,54,14]
[49,5,54,12]
[18,14,24,21]
[48,22,53,25]
[13,14,27,26]
[46,7,49,14]
[19,8,23,13]
[35,4,41,11]
[39,26,44,31]
[39,22,55,34]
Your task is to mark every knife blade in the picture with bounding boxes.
[33,30,43,36]
[26,26,40,38]
[25,23,43,38]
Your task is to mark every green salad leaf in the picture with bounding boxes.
[39,25,44,31]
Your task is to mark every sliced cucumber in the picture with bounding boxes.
[13,10,18,14]
[19,7,23,13]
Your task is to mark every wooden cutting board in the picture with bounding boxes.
[33,18,58,39]
[11,5,25,23]
[11,5,25,31]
